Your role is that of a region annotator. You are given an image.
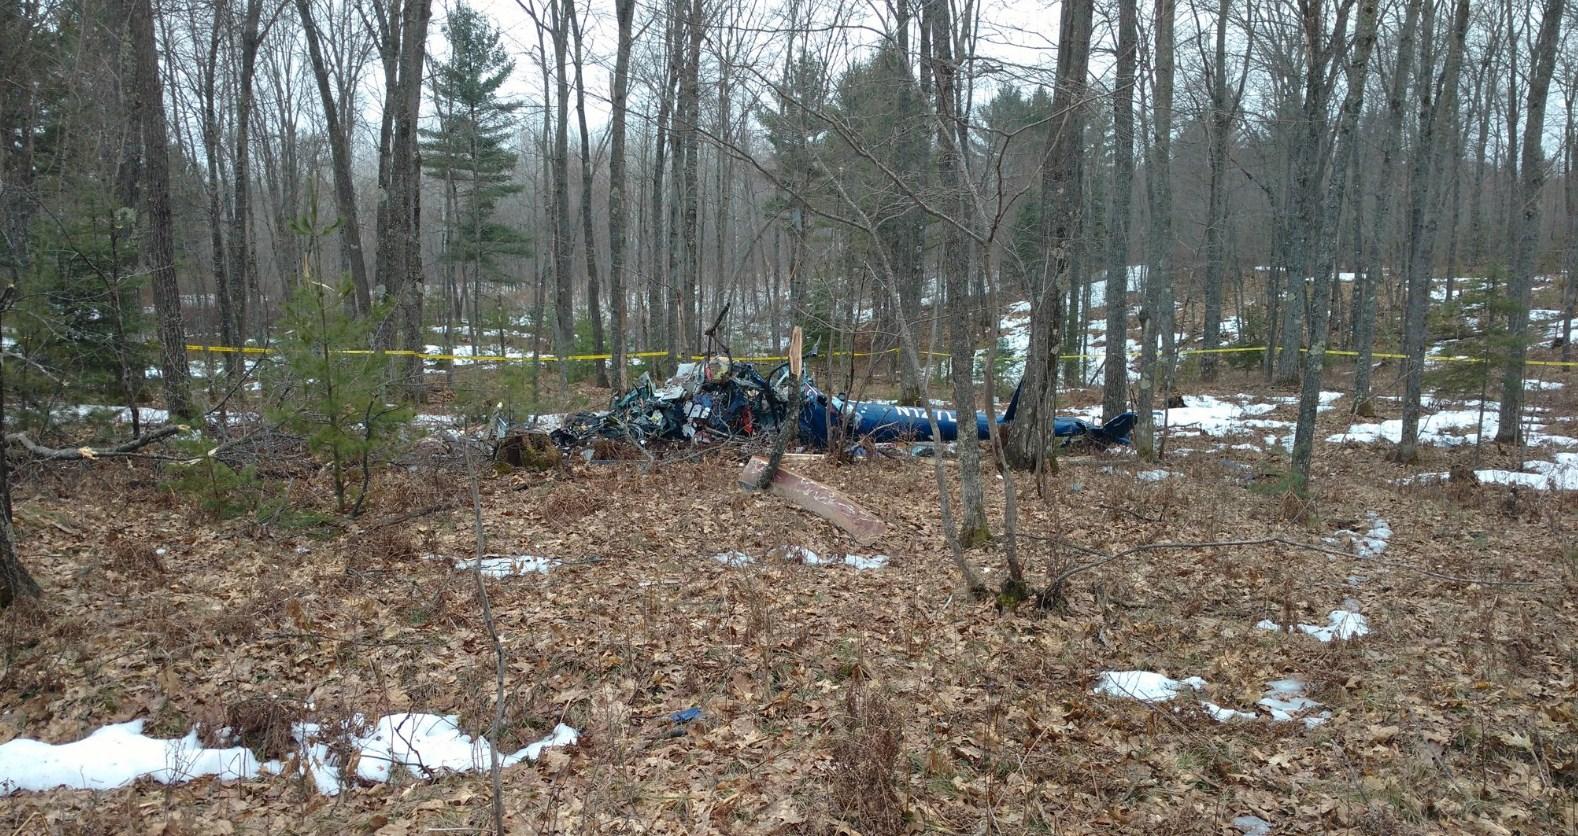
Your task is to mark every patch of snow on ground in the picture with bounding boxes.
[455,555,559,577]
[1136,469,1174,482]
[0,715,578,796]
[1327,513,1392,558]
[0,720,260,793]
[1202,702,1258,722]
[1328,403,1577,448]
[1257,678,1331,729]
[1160,395,1290,439]
[1257,608,1370,642]
[1405,453,1578,492]
[711,550,754,567]
[1092,671,1206,702]
[773,546,887,570]
[1233,814,1273,836]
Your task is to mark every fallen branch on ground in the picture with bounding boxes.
[6,424,183,461]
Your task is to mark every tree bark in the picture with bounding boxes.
[925,0,989,545]
[1102,0,1137,415]
[1134,0,1175,460]
[607,0,635,388]
[1354,0,1422,414]
[1289,0,1380,489]
[1495,0,1565,442]
[567,0,606,386]
[297,0,372,314]
[549,0,573,379]
[1397,0,1469,462]
[229,0,265,340]
[1004,0,1092,470]
[128,0,195,418]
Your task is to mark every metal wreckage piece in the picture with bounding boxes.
[525,355,1138,454]
[509,301,1137,454]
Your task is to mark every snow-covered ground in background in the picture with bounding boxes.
[1404,452,1578,492]
[1329,399,1576,448]
[0,714,578,796]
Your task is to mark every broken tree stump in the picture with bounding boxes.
[739,456,887,546]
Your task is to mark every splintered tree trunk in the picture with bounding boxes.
[1102,0,1136,417]
[128,0,194,418]
[607,0,635,387]
[1495,0,1565,442]
[1004,0,1092,470]
[926,0,989,545]
[1289,0,1380,489]
[568,1,606,387]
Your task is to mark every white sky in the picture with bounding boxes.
[454,0,1066,132]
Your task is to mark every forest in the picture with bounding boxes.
[0,0,1575,831]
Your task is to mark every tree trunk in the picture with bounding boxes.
[1289,0,1380,489]
[1397,0,1469,462]
[925,0,989,545]
[296,0,371,314]
[128,0,195,418]
[1495,0,1564,442]
[1004,0,1092,470]
[549,0,573,380]
[1102,0,1137,417]
[1199,0,1237,383]
[607,0,635,388]
[229,0,264,341]
[678,0,703,354]
[568,1,606,386]
[1134,0,1174,460]
[1355,0,1422,414]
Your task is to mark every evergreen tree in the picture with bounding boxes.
[421,5,529,348]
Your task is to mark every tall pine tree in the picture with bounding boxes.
[421,5,528,354]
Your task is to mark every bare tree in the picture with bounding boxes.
[1103,0,1138,415]
[1494,0,1565,442]
[1396,0,1470,463]
[1005,0,1093,471]
[297,0,373,313]
[607,0,636,387]
[128,0,195,417]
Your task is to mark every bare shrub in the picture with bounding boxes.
[830,683,906,835]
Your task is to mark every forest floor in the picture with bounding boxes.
[0,368,1575,835]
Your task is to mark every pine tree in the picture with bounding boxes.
[421,5,529,352]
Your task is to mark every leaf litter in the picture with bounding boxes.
[0,384,1574,833]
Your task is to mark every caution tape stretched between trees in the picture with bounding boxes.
[183,342,1578,368]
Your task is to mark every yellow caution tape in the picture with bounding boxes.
[183,342,1578,368]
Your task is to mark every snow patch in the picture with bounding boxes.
[455,555,559,577]
[1136,469,1174,482]
[0,715,578,796]
[1257,678,1331,729]
[1328,513,1391,558]
[773,546,888,570]
[710,550,754,567]
[1257,608,1370,642]
[1092,671,1207,703]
